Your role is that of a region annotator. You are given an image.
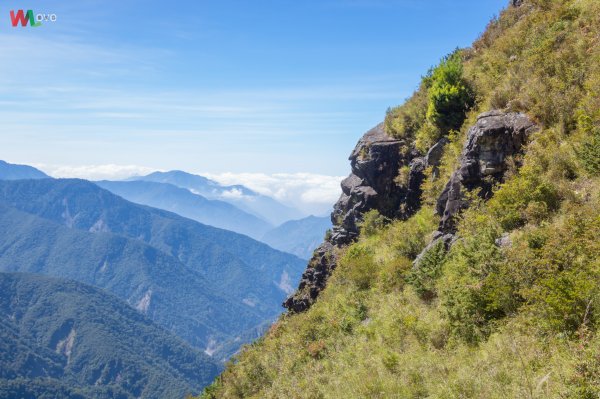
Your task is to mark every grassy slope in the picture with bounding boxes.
[201,1,600,397]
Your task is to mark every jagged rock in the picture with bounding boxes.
[285,123,425,312]
[425,138,449,169]
[511,0,524,7]
[405,157,426,215]
[283,242,336,313]
[437,111,538,232]
[330,123,416,246]
[495,233,512,248]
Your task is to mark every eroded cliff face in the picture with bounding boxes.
[285,124,422,312]
[436,111,538,233]
[330,124,420,246]
[285,111,538,313]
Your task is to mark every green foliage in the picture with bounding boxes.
[386,51,474,152]
[358,209,388,237]
[488,163,561,230]
[0,272,219,398]
[382,208,438,260]
[384,86,429,139]
[438,212,508,343]
[340,245,378,290]
[577,126,600,175]
[407,240,447,301]
[425,52,475,134]
[394,165,411,188]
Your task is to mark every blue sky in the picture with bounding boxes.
[0,0,507,210]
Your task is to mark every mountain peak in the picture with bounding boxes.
[0,160,48,180]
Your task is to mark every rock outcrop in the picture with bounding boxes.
[330,123,417,245]
[283,242,336,313]
[286,111,537,313]
[285,123,423,312]
[436,110,538,232]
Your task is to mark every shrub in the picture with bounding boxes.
[359,210,389,237]
[425,52,475,134]
[384,86,429,139]
[488,163,561,230]
[379,257,412,292]
[577,127,600,175]
[438,212,506,343]
[406,240,447,301]
[340,245,378,290]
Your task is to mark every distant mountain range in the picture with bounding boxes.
[95,180,273,240]
[0,272,219,398]
[261,216,332,260]
[0,160,333,395]
[0,177,306,360]
[0,160,48,180]
[130,170,304,226]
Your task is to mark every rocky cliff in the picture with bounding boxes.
[436,111,538,233]
[286,111,537,312]
[284,123,423,312]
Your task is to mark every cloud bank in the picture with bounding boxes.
[37,164,158,181]
[38,164,343,216]
[204,172,344,216]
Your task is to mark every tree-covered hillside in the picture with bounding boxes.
[200,1,600,397]
[96,180,273,240]
[0,178,306,360]
[0,272,219,399]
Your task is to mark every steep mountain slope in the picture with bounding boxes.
[0,179,306,359]
[0,272,219,398]
[131,170,304,225]
[201,1,600,397]
[261,216,332,260]
[96,180,272,239]
[0,160,48,180]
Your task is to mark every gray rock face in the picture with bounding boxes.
[330,123,419,245]
[285,123,424,312]
[283,241,336,313]
[512,0,524,7]
[436,111,538,232]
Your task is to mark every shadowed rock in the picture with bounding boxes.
[285,123,425,312]
[436,110,538,232]
[330,123,410,245]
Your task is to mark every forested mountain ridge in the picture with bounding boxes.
[0,178,306,360]
[0,272,219,399]
[200,1,600,397]
[96,180,273,240]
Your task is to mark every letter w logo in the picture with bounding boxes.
[10,10,41,27]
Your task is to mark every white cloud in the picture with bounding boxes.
[37,164,158,181]
[220,188,249,200]
[32,163,344,215]
[204,172,344,215]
